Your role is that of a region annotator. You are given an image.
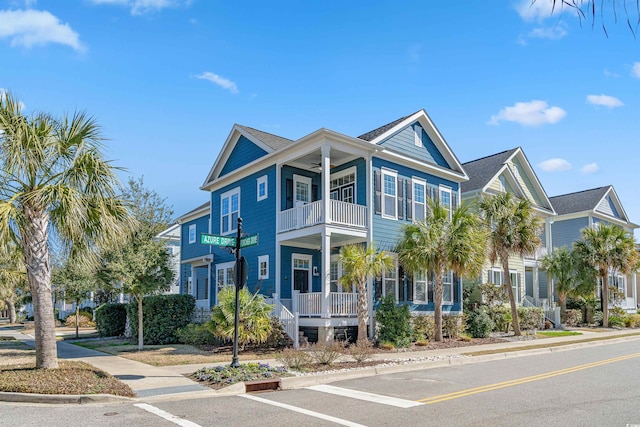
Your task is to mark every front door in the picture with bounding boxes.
[293,175,312,208]
[293,254,311,293]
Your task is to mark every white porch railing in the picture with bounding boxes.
[267,295,299,348]
[331,292,358,317]
[278,200,368,233]
[292,291,358,317]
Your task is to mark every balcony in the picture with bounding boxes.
[278,199,368,233]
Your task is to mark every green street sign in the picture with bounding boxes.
[239,234,259,248]
[200,233,236,247]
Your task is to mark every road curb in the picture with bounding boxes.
[0,391,132,404]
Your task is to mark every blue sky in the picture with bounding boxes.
[2,0,640,232]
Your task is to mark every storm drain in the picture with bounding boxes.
[244,379,280,393]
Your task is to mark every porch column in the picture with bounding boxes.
[321,230,332,318]
[321,144,331,224]
[632,273,637,309]
[533,267,539,302]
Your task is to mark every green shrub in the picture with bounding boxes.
[442,314,466,339]
[486,305,511,332]
[127,294,196,345]
[175,322,221,346]
[412,314,435,341]
[260,317,288,349]
[517,307,544,331]
[466,309,494,338]
[608,315,625,328]
[276,348,313,370]
[95,303,127,337]
[375,295,413,348]
[561,309,582,327]
[309,341,344,365]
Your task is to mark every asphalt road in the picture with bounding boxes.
[3,339,640,427]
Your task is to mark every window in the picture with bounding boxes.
[188,224,196,244]
[257,175,268,201]
[216,262,235,295]
[440,186,451,211]
[414,124,423,147]
[382,169,397,219]
[382,255,398,300]
[258,255,269,280]
[414,270,427,303]
[221,188,240,234]
[443,272,453,303]
[330,168,356,204]
[412,178,426,222]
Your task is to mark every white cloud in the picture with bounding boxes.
[632,62,640,79]
[196,72,238,94]
[604,69,620,78]
[0,9,83,51]
[586,94,623,108]
[90,0,189,15]
[581,163,599,174]
[538,158,571,172]
[488,100,566,126]
[516,0,561,21]
[0,88,26,111]
[528,22,568,39]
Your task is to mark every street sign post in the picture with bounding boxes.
[200,233,236,247]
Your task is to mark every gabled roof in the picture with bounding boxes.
[176,201,210,223]
[357,112,418,142]
[235,125,293,150]
[550,186,638,228]
[461,148,519,193]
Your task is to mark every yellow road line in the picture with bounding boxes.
[418,352,640,405]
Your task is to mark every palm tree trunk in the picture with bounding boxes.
[601,275,609,328]
[503,260,521,336]
[356,279,368,343]
[433,272,444,342]
[21,204,58,369]
[558,293,567,320]
[5,297,16,324]
[75,298,80,339]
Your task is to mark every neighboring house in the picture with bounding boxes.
[549,186,639,312]
[181,110,469,344]
[460,148,556,309]
[156,223,181,294]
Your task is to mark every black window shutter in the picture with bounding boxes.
[427,272,434,303]
[374,170,381,215]
[286,178,293,209]
[397,177,404,219]
[406,180,412,220]
[452,191,458,210]
[312,184,318,202]
[453,274,459,303]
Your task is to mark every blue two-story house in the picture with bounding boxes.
[178,110,469,344]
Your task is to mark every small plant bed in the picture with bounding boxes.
[536,331,582,338]
[191,363,291,390]
[0,361,135,397]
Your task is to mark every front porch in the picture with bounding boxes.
[293,290,358,317]
[279,199,368,233]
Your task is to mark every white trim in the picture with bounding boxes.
[258,255,269,280]
[292,253,312,293]
[293,174,312,207]
[414,124,423,147]
[215,261,236,301]
[381,168,397,220]
[257,175,268,201]
[439,185,452,217]
[443,271,453,304]
[220,187,240,235]
[414,270,428,303]
[382,254,399,301]
[412,177,427,222]
[188,224,196,244]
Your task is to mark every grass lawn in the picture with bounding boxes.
[536,331,583,338]
[73,338,277,367]
[0,338,134,397]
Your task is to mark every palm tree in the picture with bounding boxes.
[397,199,487,342]
[0,92,131,368]
[541,246,576,318]
[573,223,637,328]
[339,244,393,343]
[0,241,27,324]
[479,192,543,336]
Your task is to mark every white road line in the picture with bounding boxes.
[134,403,202,427]
[307,385,423,408]
[240,394,368,427]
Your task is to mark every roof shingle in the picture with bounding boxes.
[460,148,519,193]
[549,186,611,215]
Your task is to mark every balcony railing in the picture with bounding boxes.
[279,199,368,233]
[292,291,358,317]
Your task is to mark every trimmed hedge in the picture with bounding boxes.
[466,309,494,338]
[561,309,582,327]
[127,294,195,345]
[95,303,127,337]
[517,306,544,331]
[376,295,413,348]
